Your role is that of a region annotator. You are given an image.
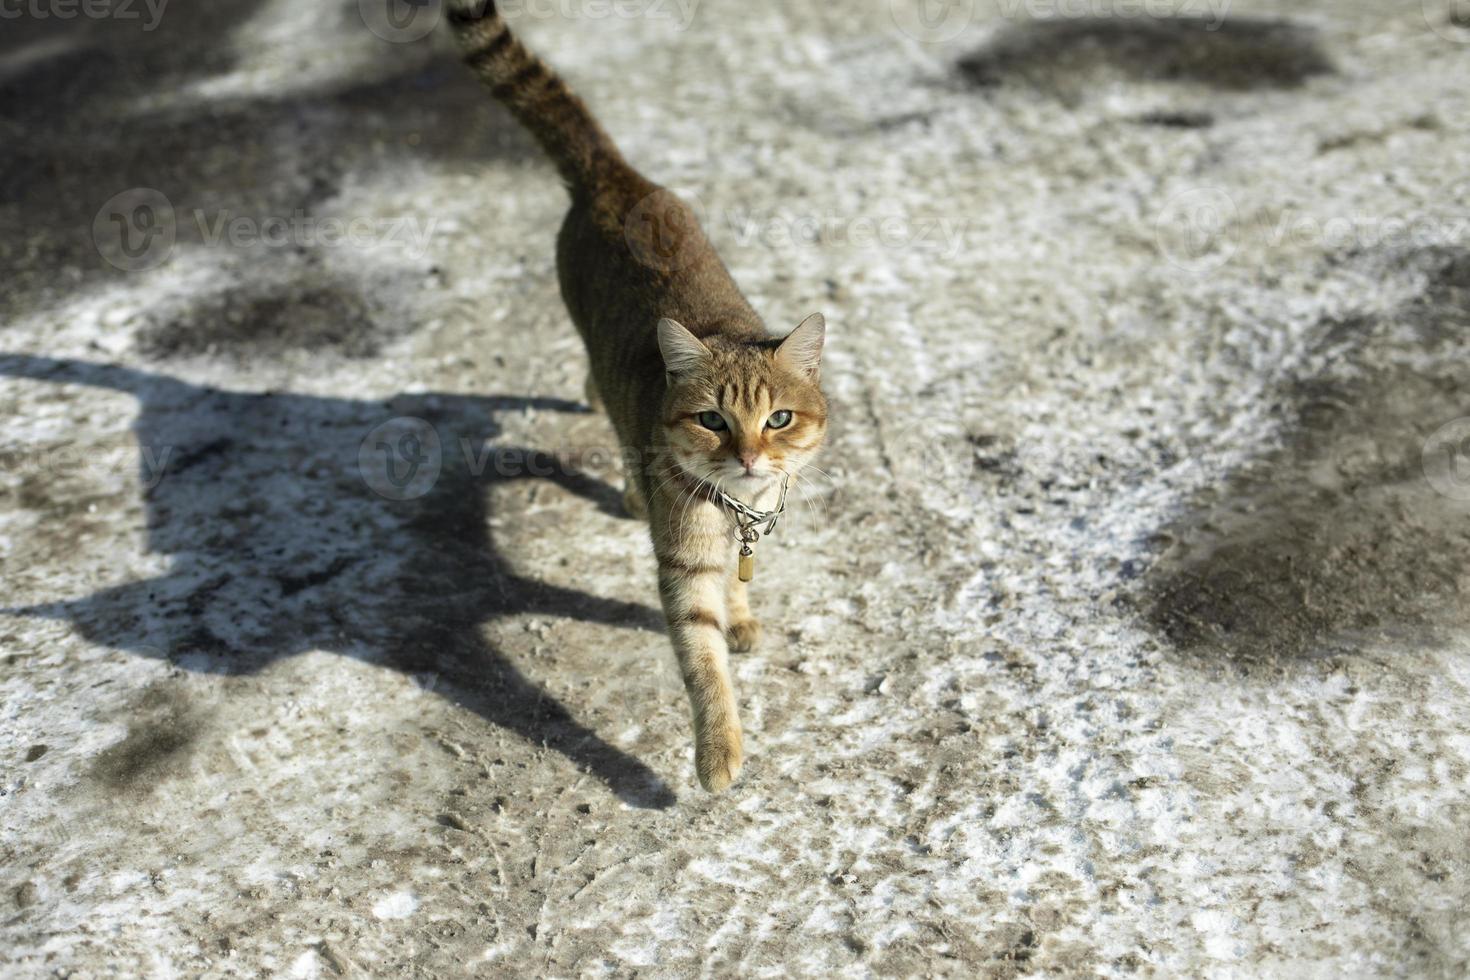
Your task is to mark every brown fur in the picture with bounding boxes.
[451,1,828,791]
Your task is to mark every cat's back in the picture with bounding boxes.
[557,175,762,343]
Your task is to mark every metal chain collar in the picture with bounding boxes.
[713,472,790,546]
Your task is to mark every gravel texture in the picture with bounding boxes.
[3,0,1469,975]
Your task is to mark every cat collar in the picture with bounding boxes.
[712,473,790,583]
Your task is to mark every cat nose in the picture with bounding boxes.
[739,450,761,472]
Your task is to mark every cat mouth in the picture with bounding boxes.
[725,468,777,484]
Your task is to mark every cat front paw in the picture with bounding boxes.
[695,729,743,793]
[726,617,762,652]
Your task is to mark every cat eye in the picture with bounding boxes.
[697,410,728,431]
[766,410,793,430]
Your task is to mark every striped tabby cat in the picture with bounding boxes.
[449,1,828,792]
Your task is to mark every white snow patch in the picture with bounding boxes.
[371,891,418,920]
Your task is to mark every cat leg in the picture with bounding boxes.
[726,568,761,652]
[655,519,742,792]
[622,482,647,519]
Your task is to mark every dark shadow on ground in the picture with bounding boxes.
[1137,249,1470,669]
[0,0,537,319]
[959,15,1334,94]
[0,353,674,808]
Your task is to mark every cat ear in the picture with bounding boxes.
[657,318,710,375]
[775,313,825,380]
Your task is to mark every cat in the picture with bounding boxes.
[449,1,828,792]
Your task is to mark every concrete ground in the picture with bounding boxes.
[3,0,1469,975]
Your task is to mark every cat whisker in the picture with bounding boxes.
[790,471,829,529]
[794,461,838,488]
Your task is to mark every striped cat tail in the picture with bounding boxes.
[447,1,628,194]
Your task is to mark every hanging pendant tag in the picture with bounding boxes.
[719,474,788,586]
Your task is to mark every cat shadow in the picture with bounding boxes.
[0,354,676,809]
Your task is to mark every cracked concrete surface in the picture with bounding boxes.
[3,0,1470,975]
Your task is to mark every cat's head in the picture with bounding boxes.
[658,314,827,498]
